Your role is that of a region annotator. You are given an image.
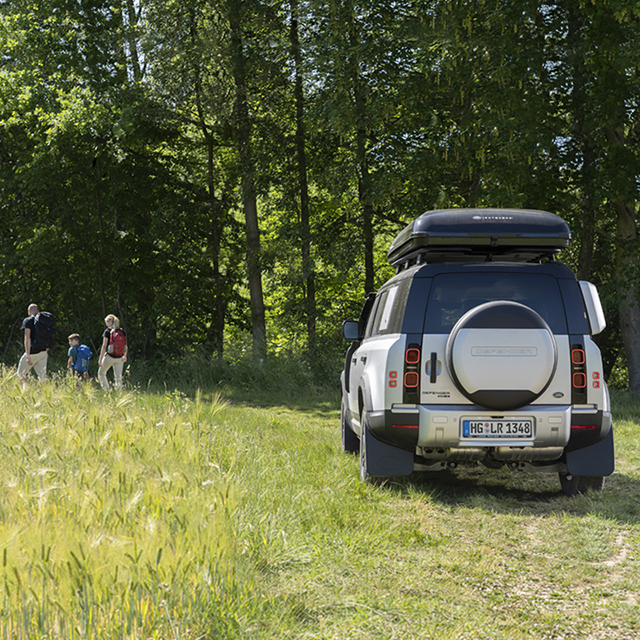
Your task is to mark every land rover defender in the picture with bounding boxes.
[341,208,614,496]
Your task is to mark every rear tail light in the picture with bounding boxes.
[403,344,421,400]
[571,349,585,365]
[404,372,419,388]
[405,348,420,364]
[570,342,588,404]
[572,372,586,388]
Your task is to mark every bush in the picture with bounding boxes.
[126,349,342,405]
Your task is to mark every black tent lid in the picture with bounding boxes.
[387,208,571,265]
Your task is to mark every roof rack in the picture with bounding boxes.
[387,208,570,268]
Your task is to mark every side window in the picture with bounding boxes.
[369,279,411,337]
[357,292,377,337]
[377,286,398,333]
[368,289,389,337]
[383,278,411,335]
[364,293,383,339]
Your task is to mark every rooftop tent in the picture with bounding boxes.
[387,208,571,266]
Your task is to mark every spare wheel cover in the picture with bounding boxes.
[446,301,557,411]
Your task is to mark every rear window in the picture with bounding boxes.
[423,272,568,334]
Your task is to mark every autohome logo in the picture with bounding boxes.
[471,347,538,356]
[472,215,514,221]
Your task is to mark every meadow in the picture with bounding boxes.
[1,366,639,639]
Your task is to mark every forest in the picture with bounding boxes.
[1,0,639,390]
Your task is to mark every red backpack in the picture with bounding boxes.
[108,329,127,357]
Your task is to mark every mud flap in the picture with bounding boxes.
[566,427,615,477]
[362,419,414,477]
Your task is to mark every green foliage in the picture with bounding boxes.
[1,0,640,385]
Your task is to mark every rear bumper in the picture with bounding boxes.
[566,408,612,452]
[368,404,611,455]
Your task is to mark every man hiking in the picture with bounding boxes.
[17,303,53,382]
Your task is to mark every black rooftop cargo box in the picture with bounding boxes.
[387,208,571,266]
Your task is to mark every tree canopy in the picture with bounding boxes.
[1,0,639,389]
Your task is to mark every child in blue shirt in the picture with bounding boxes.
[67,334,92,380]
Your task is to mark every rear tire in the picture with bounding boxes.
[559,472,606,496]
[341,398,359,454]
[359,412,384,485]
[559,472,580,496]
[579,475,606,492]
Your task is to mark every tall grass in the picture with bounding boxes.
[133,351,341,403]
[1,364,639,639]
[34,349,342,407]
[0,368,266,638]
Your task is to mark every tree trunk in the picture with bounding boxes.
[605,120,640,393]
[190,9,225,358]
[576,191,595,282]
[124,0,143,82]
[356,127,375,295]
[290,0,316,356]
[567,3,596,281]
[206,142,225,359]
[348,17,375,296]
[94,156,107,320]
[614,200,640,393]
[228,1,267,359]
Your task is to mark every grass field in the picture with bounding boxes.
[1,367,639,639]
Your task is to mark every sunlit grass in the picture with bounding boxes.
[1,366,639,638]
[0,368,258,638]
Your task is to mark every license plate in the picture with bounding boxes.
[462,418,534,438]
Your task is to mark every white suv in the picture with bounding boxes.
[341,209,614,496]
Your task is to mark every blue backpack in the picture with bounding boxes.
[73,344,93,373]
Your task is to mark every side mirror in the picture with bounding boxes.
[342,320,360,341]
[579,281,606,335]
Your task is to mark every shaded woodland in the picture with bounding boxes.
[1,1,639,389]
